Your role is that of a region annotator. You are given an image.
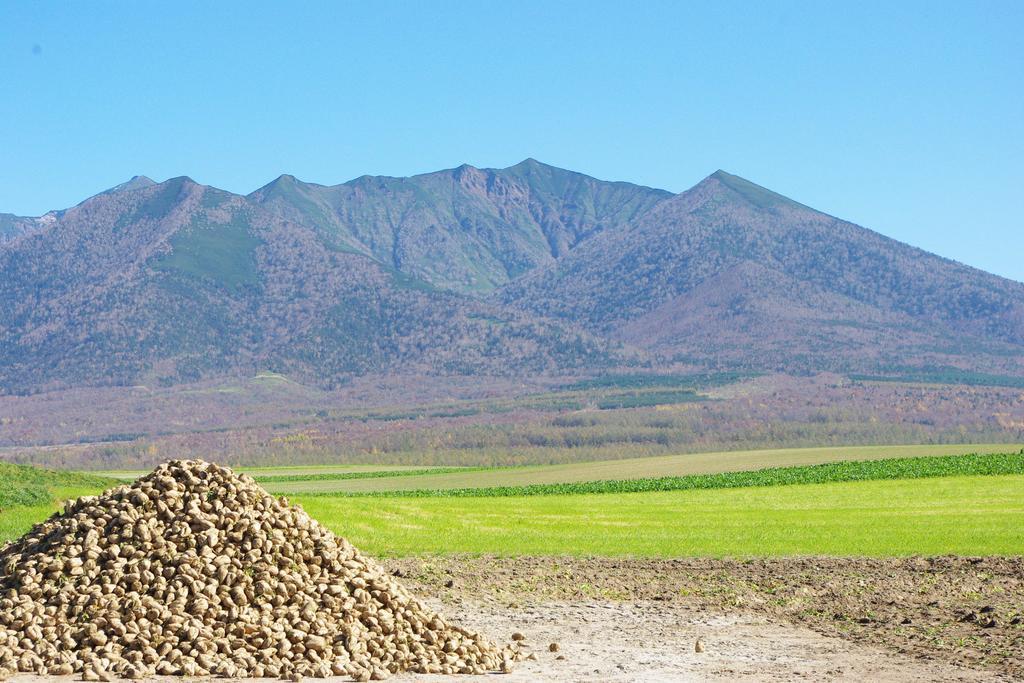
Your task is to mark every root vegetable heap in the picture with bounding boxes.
[0,460,510,680]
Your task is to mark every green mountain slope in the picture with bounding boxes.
[248,159,671,293]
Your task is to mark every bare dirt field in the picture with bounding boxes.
[393,599,1001,682]
[385,555,1022,681]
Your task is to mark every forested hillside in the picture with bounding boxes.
[1,162,1022,393]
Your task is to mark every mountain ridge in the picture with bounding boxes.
[1,161,1022,393]
[246,159,672,293]
[496,169,1024,374]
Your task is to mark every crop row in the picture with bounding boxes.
[304,451,1024,499]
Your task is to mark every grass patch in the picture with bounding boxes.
[851,371,1024,389]
[0,486,112,543]
[0,463,114,510]
[595,389,703,409]
[294,474,1024,556]
[153,218,261,292]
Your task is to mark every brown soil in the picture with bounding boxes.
[386,555,1023,681]
[387,599,1001,681]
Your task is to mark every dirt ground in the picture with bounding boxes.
[7,556,1020,682]
[386,555,1023,681]
[390,599,1001,681]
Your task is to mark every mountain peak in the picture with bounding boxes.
[701,170,806,211]
[503,158,584,184]
[451,163,482,180]
[102,175,156,195]
[125,174,156,187]
[68,175,159,210]
[508,157,551,172]
[265,173,302,189]
[250,174,311,198]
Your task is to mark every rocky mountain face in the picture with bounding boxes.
[1,162,1022,393]
[0,213,46,243]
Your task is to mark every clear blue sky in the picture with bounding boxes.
[2,1,1022,281]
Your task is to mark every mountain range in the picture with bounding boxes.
[2,160,1022,394]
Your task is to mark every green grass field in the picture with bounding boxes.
[0,462,115,508]
[0,462,117,545]
[294,474,1024,556]
[1,446,1022,556]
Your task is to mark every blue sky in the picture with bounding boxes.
[2,1,1022,281]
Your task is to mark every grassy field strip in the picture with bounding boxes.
[0,486,105,546]
[259,443,1024,494]
[294,452,1024,498]
[3,456,1023,557]
[91,463,462,481]
[0,462,114,508]
[253,467,489,484]
[293,474,1024,557]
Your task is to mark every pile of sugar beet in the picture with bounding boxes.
[0,460,516,680]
